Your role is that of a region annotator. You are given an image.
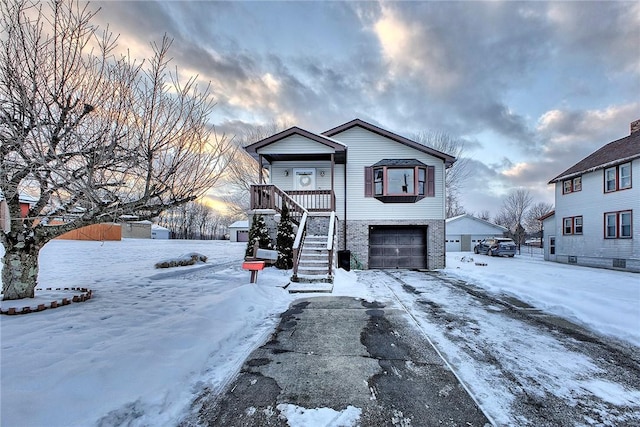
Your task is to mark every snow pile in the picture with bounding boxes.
[154,252,208,268]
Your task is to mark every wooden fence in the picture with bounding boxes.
[56,223,121,241]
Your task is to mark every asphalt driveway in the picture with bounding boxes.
[190,296,491,426]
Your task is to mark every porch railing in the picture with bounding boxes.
[249,185,334,218]
[326,211,337,277]
[287,190,335,212]
[249,185,307,225]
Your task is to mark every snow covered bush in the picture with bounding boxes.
[275,204,294,269]
[245,215,273,258]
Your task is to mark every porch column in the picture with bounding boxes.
[258,154,264,184]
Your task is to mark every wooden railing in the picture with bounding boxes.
[249,185,307,225]
[287,190,335,212]
[250,185,334,215]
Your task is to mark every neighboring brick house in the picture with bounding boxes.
[244,118,455,281]
[544,119,640,272]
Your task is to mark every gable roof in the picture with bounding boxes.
[322,118,456,167]
[244,126,347,162]
[549,126,640,183]
[445,213,507,232]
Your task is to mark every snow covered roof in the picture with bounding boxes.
[229,220,249,229]
[446,214,507,232]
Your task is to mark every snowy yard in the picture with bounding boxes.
[1,239,638,426]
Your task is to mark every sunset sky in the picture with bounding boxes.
[92,0,639,216]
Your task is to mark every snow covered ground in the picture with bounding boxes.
[1,239,638,426]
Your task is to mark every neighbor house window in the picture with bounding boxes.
[605,162,632,193]
[563,176,582,194]
[364,160,434,203]
[563,216,583,235]
[605,210,632,238]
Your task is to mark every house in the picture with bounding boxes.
[244,118,455,281]
[0,191,38,232]
[151,224,170,239]
[544,119,640,272]
[229,220,249,242]
[445,214,507,252]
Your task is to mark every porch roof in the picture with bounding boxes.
[244,127,347,164]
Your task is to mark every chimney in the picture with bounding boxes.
[631,119,640,135]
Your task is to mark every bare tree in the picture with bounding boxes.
[412,131,470,218]
[223,121,290,213]
[1,0,233,300]
[525,201,554,237]
[495,189,533,247]
[475,210,491,221]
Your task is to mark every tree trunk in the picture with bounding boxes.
[2,240,40,300]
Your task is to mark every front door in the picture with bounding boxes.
[293,168,316,191]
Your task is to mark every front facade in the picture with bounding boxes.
[545,119,640,272]
[445,214,508,252]
[245,119,454,277]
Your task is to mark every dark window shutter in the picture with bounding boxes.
[364,166,373,197]
[427,166,435,197]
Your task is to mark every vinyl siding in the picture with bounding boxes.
[258,134,336,155]
[331,127,446,221]
[270,160,345,219]
[552,159,639,262]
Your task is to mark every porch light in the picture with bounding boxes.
[283,169,289,176]
[319,170,326,177]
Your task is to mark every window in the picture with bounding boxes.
[605,162,632,193]
[563,216,583,235]
[549,237,555,255]
[605,210,632,238]
[563,176,582,194]
[574,216,583,234]
[364,160,434,203]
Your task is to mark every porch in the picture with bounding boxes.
[249,184,336,214]
[248,184,338,286]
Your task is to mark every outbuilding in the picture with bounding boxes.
[151,224,170,239]
[229,220,249,242]
[445,214,507,252]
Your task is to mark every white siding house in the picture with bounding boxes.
[545,119,640,272]
[445,214,507,252]
[244,119,455,274]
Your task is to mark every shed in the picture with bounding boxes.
[445,214,507,252]
[121,220,152,239]
[229,220,249,242]
[151,224,170,239]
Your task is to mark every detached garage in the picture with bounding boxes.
[445,214,507,252]
[369,225,427,269]
[229,220,249,242]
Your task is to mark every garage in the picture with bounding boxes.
[369,226,427,269]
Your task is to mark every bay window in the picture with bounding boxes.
[365,159,434,202]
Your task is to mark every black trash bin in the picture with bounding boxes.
[338,250,351,271]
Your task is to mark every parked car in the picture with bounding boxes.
[474,238,517,257]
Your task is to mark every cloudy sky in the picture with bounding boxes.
[92,0,639,216]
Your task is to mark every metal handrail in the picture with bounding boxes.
[326,211,336,276]
[292,212,308,279]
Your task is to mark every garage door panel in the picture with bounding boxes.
[369,226,427,269]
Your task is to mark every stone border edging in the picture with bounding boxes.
[0,287,93,315]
